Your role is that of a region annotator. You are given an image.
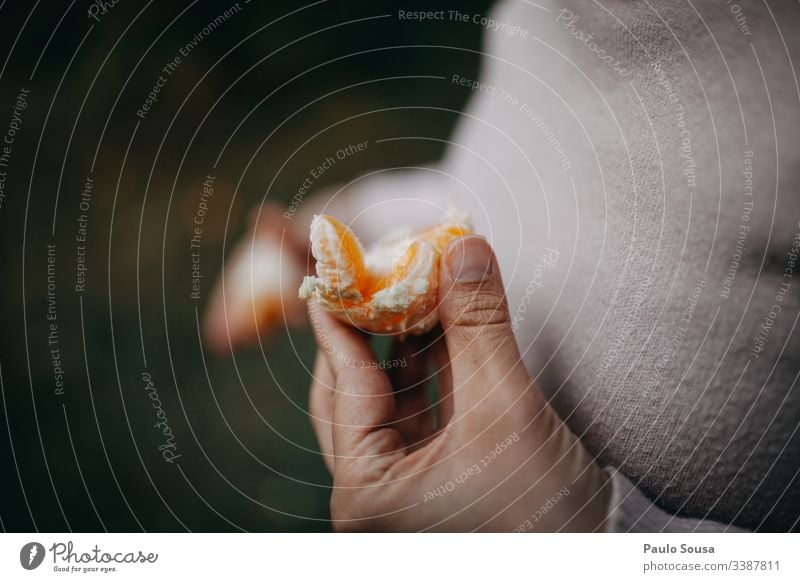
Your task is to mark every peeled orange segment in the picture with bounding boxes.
[299,213,472,335]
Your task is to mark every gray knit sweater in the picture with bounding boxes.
[321,0,799,531]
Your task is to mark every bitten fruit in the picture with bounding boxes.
[299,212,472,335]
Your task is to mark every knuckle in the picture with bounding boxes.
[446,287,510,328]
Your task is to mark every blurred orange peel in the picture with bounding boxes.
[299,212,472,335]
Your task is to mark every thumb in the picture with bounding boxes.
[437,236,529,389]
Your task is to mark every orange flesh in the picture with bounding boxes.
[333,222,469,301]
[315,216,366,305]
[305,214,472,333]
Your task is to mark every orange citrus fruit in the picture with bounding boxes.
[299,212,472,335]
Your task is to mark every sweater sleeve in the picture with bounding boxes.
[603,467,748,532]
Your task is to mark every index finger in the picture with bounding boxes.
[308,302,405,465]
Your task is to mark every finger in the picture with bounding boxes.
[388,337,435,449]
[429,335,454,427]
[252,203,310,329]
[437,236,531,404]
[204,206,306,353]
[308,302,405,473]
[308,352,335,473]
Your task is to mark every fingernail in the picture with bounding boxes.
[446,236,493,282]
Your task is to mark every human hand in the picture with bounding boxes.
[308,235,610,531]
[204,202,307,353]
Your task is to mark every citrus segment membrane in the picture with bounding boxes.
[299,212,472,335]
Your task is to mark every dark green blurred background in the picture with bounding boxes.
[0,0,492,531]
